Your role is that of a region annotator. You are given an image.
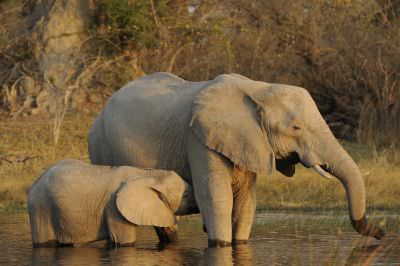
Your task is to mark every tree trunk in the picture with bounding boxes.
[24,0,92,113]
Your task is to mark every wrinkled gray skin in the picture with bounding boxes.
[28,159,197,247]
[88,72,385,247]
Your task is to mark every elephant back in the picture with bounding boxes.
[94,73,207,178]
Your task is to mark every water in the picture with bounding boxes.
[0,212,399,265]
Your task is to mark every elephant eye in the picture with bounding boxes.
[292,125,301,131]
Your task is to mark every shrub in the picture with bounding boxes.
[92,0,172,51]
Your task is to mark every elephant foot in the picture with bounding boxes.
[208,239,232,248]
[154,226,178,243]
[232,239,248,245]
[32,240,58,248]
[107,241,136,248]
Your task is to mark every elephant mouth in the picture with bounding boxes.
[283,152,300,164]
[188,206,200,214]
[276,153,335,180]
[276,152,300,177]
[276,152,334,180]
[297,157,334,179]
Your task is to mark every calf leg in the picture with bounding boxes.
[106,203,137,247]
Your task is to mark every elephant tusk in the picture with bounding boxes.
[312,165,333,179]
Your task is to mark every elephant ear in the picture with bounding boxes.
[190,75,275,175]
[116,176,177,227]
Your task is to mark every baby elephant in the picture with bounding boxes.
[28,160,198,247]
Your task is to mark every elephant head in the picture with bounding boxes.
[116,171,198,227]
[190,74,384,239]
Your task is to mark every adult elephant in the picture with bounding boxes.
[88,72,384,247]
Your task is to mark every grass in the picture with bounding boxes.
[0,112,399,212]
[0,112,94,210]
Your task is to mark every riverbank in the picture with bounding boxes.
[1,113,399,211]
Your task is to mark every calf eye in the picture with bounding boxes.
[293,125,301,131]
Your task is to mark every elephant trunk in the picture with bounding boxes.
[318,141,385,239]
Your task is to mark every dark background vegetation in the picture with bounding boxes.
[1,0,399,147]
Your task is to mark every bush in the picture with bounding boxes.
[92,0,172,51]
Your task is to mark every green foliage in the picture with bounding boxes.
[93,0,172,50]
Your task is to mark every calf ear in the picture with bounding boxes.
[116,177,177,227]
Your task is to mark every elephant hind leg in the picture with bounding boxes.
[88,115,114,165]
[154,225,178,243]
[29,207,57,247]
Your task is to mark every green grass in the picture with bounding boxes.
[1,112,399,212]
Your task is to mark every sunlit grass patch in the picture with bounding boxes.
[0,112,95,210]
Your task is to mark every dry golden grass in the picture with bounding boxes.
[0,112,399,211]
[0,112,94,210]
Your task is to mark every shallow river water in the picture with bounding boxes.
[0,212,399,265]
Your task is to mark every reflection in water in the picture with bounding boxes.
[203,247,232,265]
[30,243,253,266]
[346,237,400,265]
[108,244,203,265]
[0,212,399,265]
[346,244,381,265]
[31,247,105,266]
[203,244,253,266]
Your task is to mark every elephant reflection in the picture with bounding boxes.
[346,239,400,265]
[30,243,254,265]
[107,243,253,266]
[30,247,105,266]
[203,244,253,266]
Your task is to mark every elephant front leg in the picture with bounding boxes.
[194,173,233,247]
[107,222,137,247]
[231,170,257,243]
[188,135,234,247]
[106,202,137,247]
